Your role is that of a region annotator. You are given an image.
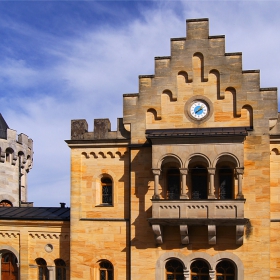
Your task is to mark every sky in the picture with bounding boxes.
[0,0,280,206]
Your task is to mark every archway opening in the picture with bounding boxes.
[1,251,18,280]
[165,259,184,280]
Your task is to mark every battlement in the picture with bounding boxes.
[0,114,34,206]
[70,118,130,141]
[0,128,33,170]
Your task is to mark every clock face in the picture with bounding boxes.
[190,101,209,120]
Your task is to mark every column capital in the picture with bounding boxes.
[152,168,161,176]
[179,168,188,175]
[235,167,244,175]
[207,167,216,175]
[209,270,216,279]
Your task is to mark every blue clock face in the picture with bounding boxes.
[190,101,208,119]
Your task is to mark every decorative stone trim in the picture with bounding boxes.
[208,225,216,244]
[180,225,189,244]
[29,233,68,240]
[155,251,244,280]
[0,232,19,238]
[236,225,244,245]
[152,224,163,244]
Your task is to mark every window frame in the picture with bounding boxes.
[99,260,114,280]
[100,177,113,206]
[36,258,49,280]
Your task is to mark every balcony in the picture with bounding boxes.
[148,199,247,245]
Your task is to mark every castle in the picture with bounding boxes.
[1,18,280,279]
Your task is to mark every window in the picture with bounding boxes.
[165,259,184,280]
[190,260,209,280]
[167,169,180,199]
[101,178,113,205]
[99,260,113,280]
[5,148,13,163]
[219,167,234,199]
[191,166,208,199]
[36,258,49,280]
[0,200,13,207]
[216,260,235,280]
[55,259,66,280]
[1,252,18,280]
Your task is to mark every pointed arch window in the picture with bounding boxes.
[216,260,235,279]
[167,168,180,200]
[99,260,113,280]
[165,259,184,280]
[101,178,113,205]
[190,260,209,280]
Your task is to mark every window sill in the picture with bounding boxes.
[95,204,114,207]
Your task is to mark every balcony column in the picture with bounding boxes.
[152,169,161,199]
[180,168,189,199]
[236,167,244,199]
[207,168,216,199]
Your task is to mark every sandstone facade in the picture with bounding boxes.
[67,18,280,280]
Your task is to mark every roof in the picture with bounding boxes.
[0,207,70,221]
[146,127,251,139]
[0,113,9,139]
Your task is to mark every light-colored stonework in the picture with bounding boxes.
[0,124,33,207]
[66,18,280,279]
[1,17,280,280]
[0,219,70,279]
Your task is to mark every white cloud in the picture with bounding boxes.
[0,1,279,206]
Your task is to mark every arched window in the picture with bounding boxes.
[165,259,184,280]
[190,260,209,279]
[1,252,18,280]
[99,260,113,280]
[5,148,13,163]
[55,259,66,280]
[191,166,208,199]
[0,200,13,207]
[216,260,235,280]
[101,178,113,205]
[36,258,49,280]
[219,167,234,199]
[167,168,180,200]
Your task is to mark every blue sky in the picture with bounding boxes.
[0,1,279,206]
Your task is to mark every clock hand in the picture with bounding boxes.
[195,106,203,114]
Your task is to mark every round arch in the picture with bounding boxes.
[157,153,183,169]
[0,246,19,261]
[186,153,211,168]
[213,152,240,168]
[212,252,244,280]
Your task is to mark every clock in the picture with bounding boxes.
[190,100,209,120]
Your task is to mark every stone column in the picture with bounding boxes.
[47,266,55,280]
[209,270,216,279]
[152,169,161,199]
[236,167,244,199]
[183,269,190,280]
[207,168,216,199]
[180,168,189,198]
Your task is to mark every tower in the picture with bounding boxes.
[0,113,33,207]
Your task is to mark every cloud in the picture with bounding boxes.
[0,1,279,206]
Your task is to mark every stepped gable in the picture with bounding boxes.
[122,18,278,144]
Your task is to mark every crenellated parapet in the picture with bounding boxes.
[0,128,33,171]
[0,114,33,206]
[70,117,130,141]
